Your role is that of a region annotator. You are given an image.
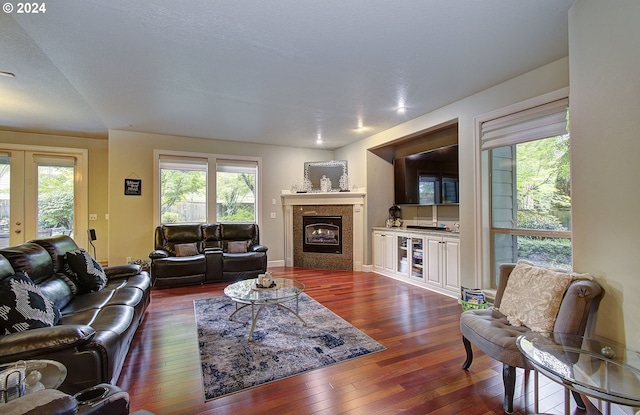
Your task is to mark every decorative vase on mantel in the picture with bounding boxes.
[320,175,331,192]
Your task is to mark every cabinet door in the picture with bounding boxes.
[443,238,460,291]
[383,233,395,273]
[426,237,441,286]
[409,236,425,281]
[373,232,384,270]
[396,235,409,276]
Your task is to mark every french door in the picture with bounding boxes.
[0,145,88,248]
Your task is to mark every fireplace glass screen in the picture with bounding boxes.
[303,216,342,254]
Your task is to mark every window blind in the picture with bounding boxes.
[159,155,207,171]
[481,98,569,150]
[216,159,257,174]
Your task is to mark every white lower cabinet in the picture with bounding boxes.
[373,229,459,297]
[373,231,395,274]
[425,235,460,293]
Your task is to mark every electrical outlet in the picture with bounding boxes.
[89,213,97,221]
[270,212,276,219]
[126,256,132,263]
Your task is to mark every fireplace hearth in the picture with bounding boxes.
[303,216,342,254]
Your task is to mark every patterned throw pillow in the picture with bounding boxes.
[0,272,61,334]
[65,249,107,292]
[497,260,584,332]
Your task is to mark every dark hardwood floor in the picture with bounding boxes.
[118,268,602,415]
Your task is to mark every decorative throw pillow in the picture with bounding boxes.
[0,272,61,334]
[227,241,247,253]
[60,263,81,295]
[497,260,584,332]
[65,249,107,292]
[175,243,198,257]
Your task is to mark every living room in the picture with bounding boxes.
[1,1,639,414]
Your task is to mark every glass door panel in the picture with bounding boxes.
[37,163,75,238]
[410,237,424,279]
[397,235,409,275]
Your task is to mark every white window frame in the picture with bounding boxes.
[474,87,570,289]
[153,150,262,227]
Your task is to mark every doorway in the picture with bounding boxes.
[0,144,88,248]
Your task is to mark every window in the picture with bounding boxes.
[159,156,207,223]
[216,160,257,223]
[155,151,260,225]
[482,97,571,285]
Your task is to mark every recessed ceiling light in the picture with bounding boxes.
[0,71,15,78]
[316,133,323,143]
[397,106,406,114]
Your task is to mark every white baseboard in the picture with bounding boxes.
[268,259,285,268]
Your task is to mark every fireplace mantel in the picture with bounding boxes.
[281,189,366,270]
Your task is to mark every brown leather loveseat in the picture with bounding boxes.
[149,223,268,288]
[0,235,151,394]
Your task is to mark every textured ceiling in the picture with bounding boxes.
[0,0,575,149]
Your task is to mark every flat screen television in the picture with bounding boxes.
[393,144,459,205]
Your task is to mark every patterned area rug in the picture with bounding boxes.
[194,293,385,400]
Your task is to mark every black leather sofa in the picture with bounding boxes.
[0,235,151,394]
[149,223,268,288]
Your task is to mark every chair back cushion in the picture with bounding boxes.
[157,224,203,255]
[220,224,259,251]
[0,243,54,284]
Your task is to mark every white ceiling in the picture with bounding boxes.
[0,0,575,150]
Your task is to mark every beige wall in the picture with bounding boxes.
[0,131,109,261]
[335,57,570,277]
[107,130,332,266]
[569,0,640,349]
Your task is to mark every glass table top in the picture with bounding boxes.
[517,332,640,407]
[224,278,305,304]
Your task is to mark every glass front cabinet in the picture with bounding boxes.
[396,234,425,281]
[373,229,459,298]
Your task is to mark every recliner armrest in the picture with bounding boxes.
[0,325,96,362]
[250,244,268,253]
[104,264,142,279]
[0,389,77,415]
[149,250,170,260]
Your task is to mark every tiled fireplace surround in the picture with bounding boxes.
[281,191,366,271]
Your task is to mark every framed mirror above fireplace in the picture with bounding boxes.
[304,160,347,192]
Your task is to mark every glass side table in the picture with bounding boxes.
[517,333,640,415]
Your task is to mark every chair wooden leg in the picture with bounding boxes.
[571,390,586,410]
[461,336,473,370]
[503,364,516,414]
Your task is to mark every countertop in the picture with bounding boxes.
[371,226,460,237]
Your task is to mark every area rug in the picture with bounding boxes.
[194,293,385,400]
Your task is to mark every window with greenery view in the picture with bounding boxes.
[37,164,75,238]
[158,154,259,224]
[159,157,207,223]
[216,160,257,223]
[483,98,571,285]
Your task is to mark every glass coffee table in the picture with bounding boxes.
[517,332,640,415]
[224,277,306,341]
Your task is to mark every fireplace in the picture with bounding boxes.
[302,216,342,254]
